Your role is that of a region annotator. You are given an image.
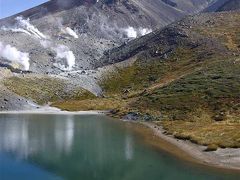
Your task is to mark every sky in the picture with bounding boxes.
[0,0,49,19]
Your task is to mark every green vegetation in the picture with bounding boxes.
[52,97,127,111]
[52,12,240,149]
[101,58,240,149]
[100,60,170,94]
[134,60,240,120]
[4,76,95,104]
[100,46,215,95]
[160,119,240,149]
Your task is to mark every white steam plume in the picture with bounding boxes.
[139,28,152,36]
[53,45,75,70]
[15,17,47,39]
[83,12,150,40]
[0,42,30,70]
[64,27,79,39]
[1,17,47,39]
[1,26,32,36]
[57,18,79,39]
[123,27,152,39]
[124,27,137,39]
[40,40,75,71]
[40,40,52,48]
[4,17,47,39]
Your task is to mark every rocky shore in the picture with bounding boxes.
[141,122,240,171]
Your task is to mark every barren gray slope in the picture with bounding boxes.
[0,0,215,74]
[204,0,240,12]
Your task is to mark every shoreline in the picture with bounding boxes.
[0,109,239,172]
[141,121,240,172]
[0,110,105,115]
[0,108,106,115]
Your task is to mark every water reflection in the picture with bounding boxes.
[0,117,30,159]
[125,135,133,160]
[0,114,75,159]
[0,114,239,180]
[54,115,74,154]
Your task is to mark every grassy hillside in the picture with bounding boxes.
[133,60,240,120]
[54,12,240,149]
[4,75,95,105]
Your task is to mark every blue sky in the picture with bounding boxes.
[0,0,48,19]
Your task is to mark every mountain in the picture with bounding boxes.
[0,0,212,110]
[0,0,239,152]
[0,0,215,75]
[0,0,232,111]
[205,0,240,12]
[53,10,240,149]
[0,0,215,25]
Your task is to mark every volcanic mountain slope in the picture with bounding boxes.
[54,11,240,148]
[0,0,215,26]
[216,0,240,11]
[0,0,217,110]
[205,0,240,12]
[0,0,215,74]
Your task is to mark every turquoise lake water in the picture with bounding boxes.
[0,114,239,180]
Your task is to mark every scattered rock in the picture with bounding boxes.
[110,109,119,114]
[123,112,141,121]
[205,144,218,152]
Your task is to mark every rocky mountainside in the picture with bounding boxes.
[205,0,240,12]
[0,0,214,74]
[1,0,237,112]
[0,0,215,26]
[0,0,218,111]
